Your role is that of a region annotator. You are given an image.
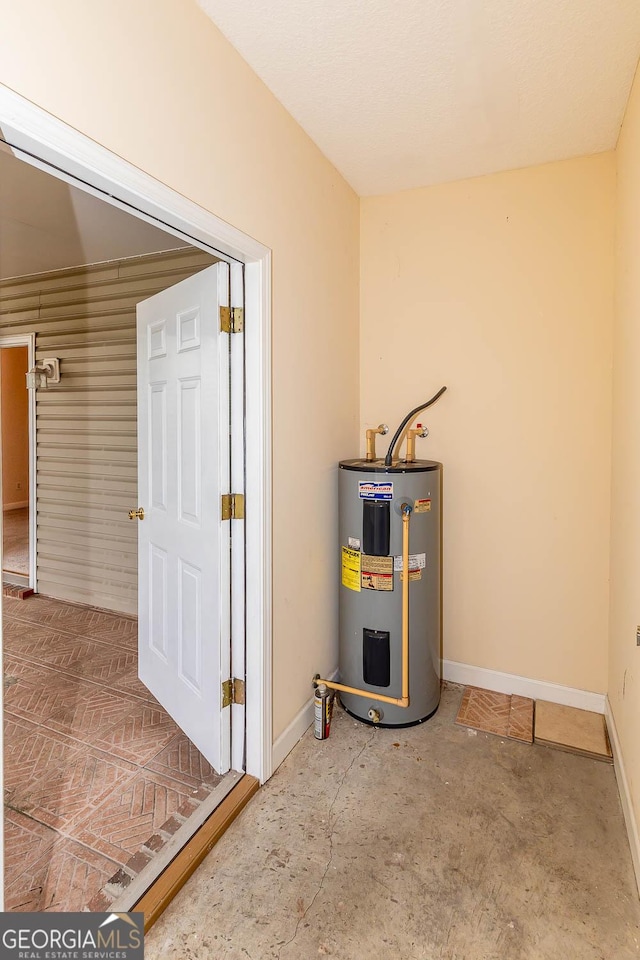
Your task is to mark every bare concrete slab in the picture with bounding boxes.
[146,683,640,960]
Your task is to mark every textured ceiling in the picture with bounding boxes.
[197,0,640,196]
[0,145,188,281]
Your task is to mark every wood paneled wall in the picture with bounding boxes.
[0,248,216,614]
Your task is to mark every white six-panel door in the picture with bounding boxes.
[136,263,231,774]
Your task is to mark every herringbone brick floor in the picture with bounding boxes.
[3,594,223,911]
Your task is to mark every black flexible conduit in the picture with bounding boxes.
[384,386,448,466]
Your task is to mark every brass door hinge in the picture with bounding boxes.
[219,306,244,334]
[221,493,245,520]
[222,677,246,708]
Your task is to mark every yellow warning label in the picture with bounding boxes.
[400,568,422,583]
[361,554,393,575]
[341,546,361,592]
[362,571,394,591]
[414,499,431,513]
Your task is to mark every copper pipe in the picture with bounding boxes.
[405,429,418,463]
[401,503,411,702]
[365,423,388,461]
[312,678,408,707]
[404,424,428,463]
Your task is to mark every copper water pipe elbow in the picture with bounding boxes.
[404,423,429,463]
[365,423,388,461]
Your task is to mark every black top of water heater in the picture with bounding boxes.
[340,459,441,473]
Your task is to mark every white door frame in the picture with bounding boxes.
[0,86,274,786]
[0,334,36,591]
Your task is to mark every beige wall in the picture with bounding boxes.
[361,154,615,693]
[1,347,29,509]
[611,64,640,832]
[3,0,620,760]
[0,0,360,741]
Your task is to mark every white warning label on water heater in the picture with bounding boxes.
[393,553,426,571]
[358,481,393,500]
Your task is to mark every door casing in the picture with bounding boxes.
[0,89,274,798]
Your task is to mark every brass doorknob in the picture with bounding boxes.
[128,508,145,521]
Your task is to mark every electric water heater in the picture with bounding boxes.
[313,388,446,729]
[338,457,442,726]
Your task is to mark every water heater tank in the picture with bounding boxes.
[338,459,442,726]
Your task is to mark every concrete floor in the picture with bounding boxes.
[146,683,640,960]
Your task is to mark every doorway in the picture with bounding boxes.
[0,135,268,909]
[0,247,239,910]
[0,87,272,918]
[0,88,271,799]
[1,338,35,591]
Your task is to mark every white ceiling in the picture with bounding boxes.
[0,145,188,281]
[197,0,640,196]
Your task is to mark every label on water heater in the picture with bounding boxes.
[361,554,394,591]
[341,546,362,592]
[362,571,394,591]
[358,481,393,500]
[394,553,426,571]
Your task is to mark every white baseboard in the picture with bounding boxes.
[605,697,640,895]
[3,501,28,511]
[442,659,606,714]
[272,669,338,771]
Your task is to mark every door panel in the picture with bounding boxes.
[136,262,230,773]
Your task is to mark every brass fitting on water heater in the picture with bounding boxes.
[365,423,389,461]
[404,423,429,463]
